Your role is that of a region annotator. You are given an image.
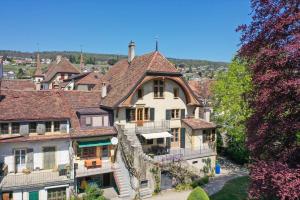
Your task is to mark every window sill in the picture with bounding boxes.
[154,97,165,99]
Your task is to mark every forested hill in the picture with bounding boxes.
[0,50,228,69]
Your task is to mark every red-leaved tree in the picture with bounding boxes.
[238,0,300,199]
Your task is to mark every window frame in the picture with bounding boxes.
[153,80,164,98]
[29,122,37,133]
[171,109,180,119]
[137,88,143,99]
[81,147,96,159]
[0,123,9,134]
[11,122,20,134]
[54,121,60,132]
[45,122,52,132]
[171,128,180,142]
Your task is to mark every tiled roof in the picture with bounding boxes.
[0,80,35,91]
[182,118,216,130]
[75,72,102,85]
[0,134,70,143]
[101,51,180,107]
[61,91,117,137]
[43,58,80,82]
[188,79,215,100]
[0,90,70,121]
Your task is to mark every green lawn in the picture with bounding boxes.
[210,176,249,200]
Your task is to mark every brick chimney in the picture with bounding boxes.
[128,41,135,63]
[101,82,107,98]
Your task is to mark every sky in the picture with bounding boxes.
[0,0,252,62]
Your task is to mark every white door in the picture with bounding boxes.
[15,149,26,172]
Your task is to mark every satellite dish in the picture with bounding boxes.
[111,137,118,145]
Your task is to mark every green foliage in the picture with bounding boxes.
[191,176,210,188]
[210,176,249,200]
[175,183,192,191]
[187,187,210,200]
[83,185,105,200]
[201,158,214,176]
[150,167,161,194]
[16,68,25,79]
[212,58,252,164]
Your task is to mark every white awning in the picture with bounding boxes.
[141,132,173,140]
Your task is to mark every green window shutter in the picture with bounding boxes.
[181,109,186,119]
[29,191,39,200]
[150,108,155,121]
[180,128,186,148]
[126,109,131,122]
[166,109,171,120]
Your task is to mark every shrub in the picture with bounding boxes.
[191,176,210,188]
[175,183,192,191]
[187,187,210,200]
[83,185,105,200]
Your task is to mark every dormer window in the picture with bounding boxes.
[83,115,110,128]
[154,80,164,98]
[86,117,92,127]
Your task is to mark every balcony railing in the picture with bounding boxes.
[126,120,170,134]
[74,159,113,178]
[152,147,216,163]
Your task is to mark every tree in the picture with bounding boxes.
[238,0,300,199]
[16,68,25,79]
[83,185,105,200]
[107,58,117,65]
[212,58,252,164]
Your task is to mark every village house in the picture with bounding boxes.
[0,41,217,200]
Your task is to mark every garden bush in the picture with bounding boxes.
[187,187,210,200]
[191,176,209,188]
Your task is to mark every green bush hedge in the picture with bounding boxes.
[191,176,210,188]
[187,187,210,200]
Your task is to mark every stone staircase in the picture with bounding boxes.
[113,151,132,200]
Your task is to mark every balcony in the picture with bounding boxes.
[151,147,216,163]
[74,159,113,178]
[126,120,170,134]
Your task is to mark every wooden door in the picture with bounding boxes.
[136,108,144,126]
[43,147,56,169]
[29,191,39,200]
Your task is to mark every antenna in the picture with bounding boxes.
[36,42,40,52]
[155,36,159,51]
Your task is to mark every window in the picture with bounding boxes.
[47,187,66,200]
[157,138,164,144]
[129,109,136,121]
[85,117,92,127]
[171,109,180,119]
[171,128,180,142]
[173,87,179,98]
[93,116,102,126]
[54,121,60,132]
[11,123,20,134]
[46,122,52,132]
[15,149,26,166]
[144,108,149,121]
[82,147,96,158]
[102,146,109,158]
[0,123,9,134]
[137,88,143,99]
[203,130,215,143]
[154,80,164,98]
[29,122,37,133]
[147,139,154,145]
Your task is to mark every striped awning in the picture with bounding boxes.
[141,132,173,140]
[78,139,112,148]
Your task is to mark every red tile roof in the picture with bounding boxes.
[0,90,71,121]
[75,72,102,85]
[43,58,80,82]
[0,80,36,91]
[188,79,215,100]
[182,118,216,130]
[100,51,180,107]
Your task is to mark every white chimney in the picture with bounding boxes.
[101,82,107,98]
[128,41,135,63]
[203,107,211,122]
[56,55,62,64]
